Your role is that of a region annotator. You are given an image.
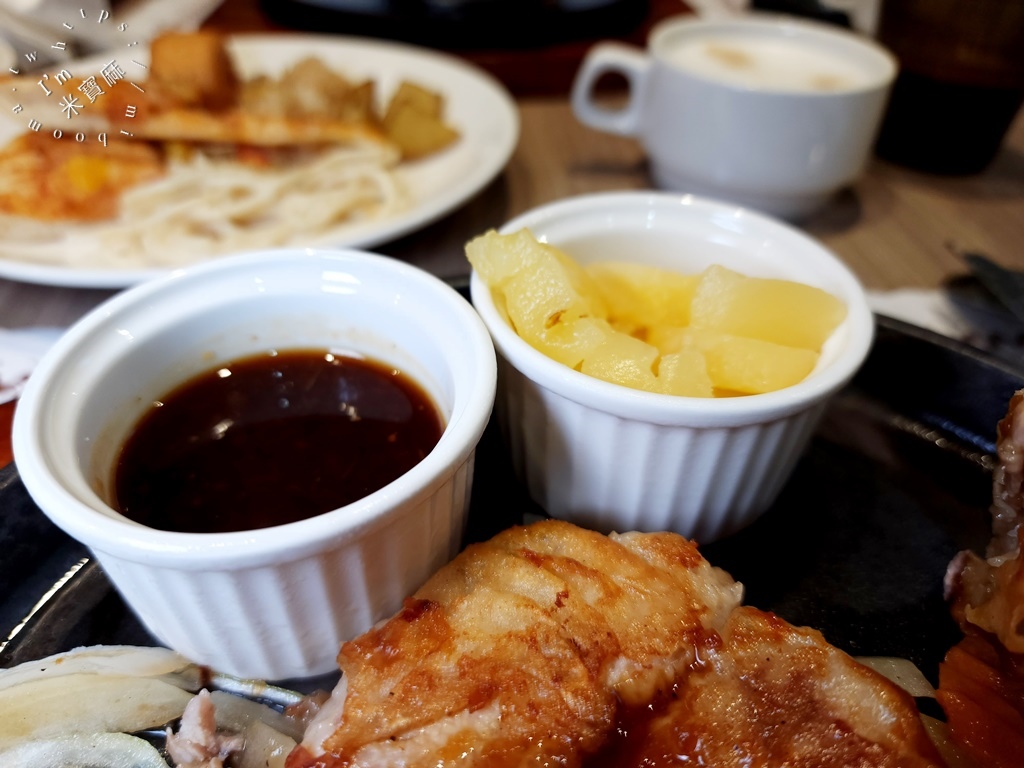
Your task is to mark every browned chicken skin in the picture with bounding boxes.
[288,520,944,768]
[939,389,1024,767]
[614,607,942,768]
[944,389,1024,653]
[291,521,741,767]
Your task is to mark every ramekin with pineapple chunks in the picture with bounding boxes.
[467,191,873,542]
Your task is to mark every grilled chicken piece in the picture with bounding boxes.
[937,633,1024,768]
[288,520,743,768]
[945,389,1024,652]
[938,389,1024,767]
[288,520,943,768]
[611,606,945,768]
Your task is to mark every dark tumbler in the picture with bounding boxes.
[873,0,1024,174]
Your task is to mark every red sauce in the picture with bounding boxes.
[114,349,444,533]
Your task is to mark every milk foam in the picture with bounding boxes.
[666,34,872,93]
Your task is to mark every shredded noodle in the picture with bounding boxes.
[0,141,407,271]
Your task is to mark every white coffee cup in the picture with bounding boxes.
[570,13,896,219]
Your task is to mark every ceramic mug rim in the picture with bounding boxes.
[648,13,898,97]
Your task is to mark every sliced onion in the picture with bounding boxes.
[0,732,169,768]
[0,674,193,750]
[209,690,305,742]
[0,645,311,765]
[919,714,980,768]
[855,656,936,698]
[0,646,193,693]
[236,719,298,768]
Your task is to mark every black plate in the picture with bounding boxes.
[2,315,1022,688]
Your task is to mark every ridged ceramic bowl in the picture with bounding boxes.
[13,249,496,681]
[469,191,873,543]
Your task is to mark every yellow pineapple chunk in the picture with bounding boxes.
[657,348,714,397]
[535,316,615,370]
[580,331,659,391]
[467,229,606,348]
[645,325,688,356]
[690,265,846,351]
[679,327,819,394]
[465,227,538,286]
[466,229,843,398]
[586,261,698,335]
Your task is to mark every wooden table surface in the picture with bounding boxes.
[1,0,1024,464]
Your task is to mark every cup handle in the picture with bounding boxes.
[570,42,651,138]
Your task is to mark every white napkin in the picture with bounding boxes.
[869,286,1024,368]
[0,327,63,405]
[867,289,977,340]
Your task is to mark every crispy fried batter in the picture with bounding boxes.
[622,607,944,768]
[292,520,740,768]
[148,31,239,111]
[241,58,377,124]
[0,47,393,149]
[109,99,389,147]
[288,521,943,768]
[98,75,390,148]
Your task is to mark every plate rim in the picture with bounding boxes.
[0,32,521,289]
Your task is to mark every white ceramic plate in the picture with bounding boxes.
[0,34,519,288]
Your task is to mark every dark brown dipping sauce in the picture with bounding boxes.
[114,349,445,534]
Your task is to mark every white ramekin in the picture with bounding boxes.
[13,248,496,681]
[469,191,873,543]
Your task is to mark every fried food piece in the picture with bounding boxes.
[0,32,458,155]
[0,48,392,149]
[289,520,742,768]
[106,96,390,147]
[148,31,239,111]
[945,390,1024,653]
[283,59,376,123]
[616,607,945,767]
[241,58,377,125]
[382,81,460,159]
[939,389,1024,767]
[100,72,390,149]
[937,633,1024,768]
[288,520,943,768]
[0,132,164,221]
